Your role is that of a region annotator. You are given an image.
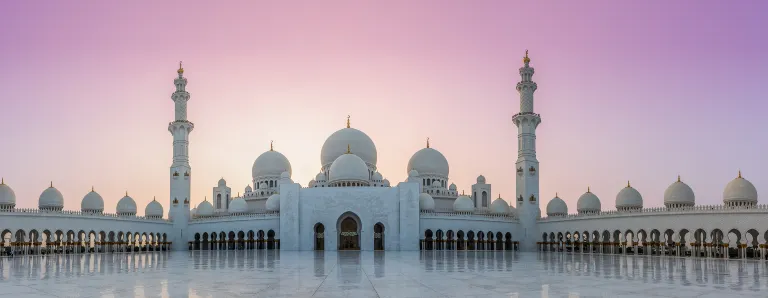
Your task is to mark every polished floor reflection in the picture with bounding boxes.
[1,251,767,297]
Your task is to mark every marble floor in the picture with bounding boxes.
[1,251,767,298]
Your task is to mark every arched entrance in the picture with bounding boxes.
[314,223,325,251]
[337,212,361,250]
[374,223,385,250]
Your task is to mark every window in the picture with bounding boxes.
[216,194,222,209]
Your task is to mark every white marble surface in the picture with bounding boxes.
[1,251,767,297]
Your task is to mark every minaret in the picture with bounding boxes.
[168,62,194,251]
[512,51,541,252]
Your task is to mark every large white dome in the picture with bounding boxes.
[197,200,214,217]
[116,194,137,215]
[723,172,757,205]
[266,193,280,211]
[407,147,449,177]
[229,197,248,214]
[252,150,292,179]
[546,195,568,216]
[39,184,64,210]
[616,183,643,210]
[453,195,474,212]
[321,127,377,169]
[328,152,370,184]
[664,176,695,207]
[577,189,601,213]
[0,180,16,207]
[81,189,104,212]
[419,193,435,211]
[144,198,164,218]
[490,197,510,214]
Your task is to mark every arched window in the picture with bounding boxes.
[216,194,222,209]
[482,191,488,207]
[226,194,230,208]
[269,180,273,188]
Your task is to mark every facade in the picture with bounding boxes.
[1,53,766,258]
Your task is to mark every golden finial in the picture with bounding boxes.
[1,177,3,184]
[91,186,94,192]
[627,180,631,188]
[498,194,501,199]
[677,175,681,182]
[738,170,742,178]
[523,50,530,64]
[587,186,590,193]
[125,191,128,196]
[204,196,207,201]
[346,144,351,154]
[426,137,430,148]
[270,140,274,151]
[346,115,350,128]
[177,61,184,74]
[153,196,156,201]
[555,192,558,198]
[50,181,53,188]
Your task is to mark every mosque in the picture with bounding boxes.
[1,53,767,259]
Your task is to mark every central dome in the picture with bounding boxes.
[252,150,292,179]
[321,127,377,169]
[407,147,449,177]
[328,152,370,184]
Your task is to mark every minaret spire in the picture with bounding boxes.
[512,49,541,252]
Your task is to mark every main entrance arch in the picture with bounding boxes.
[337,212,361,250]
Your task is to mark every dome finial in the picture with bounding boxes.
[91,186,94,192]
[555,192,558,197]
[677,175,681,182]
[50,181,53,188]
[346,115,350,128]
[523,49,530,64]
[426,137,430,148]
[587,186,590,193]
[153,196,156,201]
[125,191,128,196]
[346,144,351,154]
[738,169,742,178]
[177,61,184,74]
[1,177,3,184]
[627,180,631,188]
[270,140,274,151]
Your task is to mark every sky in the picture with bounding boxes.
[1,1,767,215]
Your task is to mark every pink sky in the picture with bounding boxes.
[1,1,766,214]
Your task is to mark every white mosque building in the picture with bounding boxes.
[1,53,767,259]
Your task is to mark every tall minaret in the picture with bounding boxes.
[512,51,541,252]
[168,62,194,250]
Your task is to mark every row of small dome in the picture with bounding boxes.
[546,173,758,216]
[251,123,450,185]
[419,192,513,215]
[0,181,164,218]
[192,193,281,217]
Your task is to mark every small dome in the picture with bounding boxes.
[116,194,137,215]
[315,172,327,181]
[576,189,601,213]
[308,180,317,187]
[81,189,104,212]
[490,196,510,214]
[449,183,457,191]
[189,207,197,218]
[407,147,449,177]
[39,184,64,210]
[382,179,390,187]
[328,152,369,184]
[664,176,695,207]
[408,170,419,177]
[245,185,252,192]
[476,175,486,184]
[616,182,643,210]
[723,172,757,205]
[252,150,292,179]
[280,171,290,179]
[196,200,214,217]
[453,195,474,212]
[0,179,16,207]
[419,193,435,211]
[229,197,248,214]
[218,178,227,187]
[145,199,163,218]
[321,126,377,169]
[259,182,268,189]
[266,194,280,211]
[546,195,568,216]
[372,172,383,181]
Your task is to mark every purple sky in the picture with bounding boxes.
[1,1,766,214]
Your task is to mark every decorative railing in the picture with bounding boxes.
[512,112,540,118]
[421,209,517,221]
[0,207,171,222]
[190,211,279,222]
[539,204,768,221]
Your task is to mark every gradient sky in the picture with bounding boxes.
[1,1,767,215]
